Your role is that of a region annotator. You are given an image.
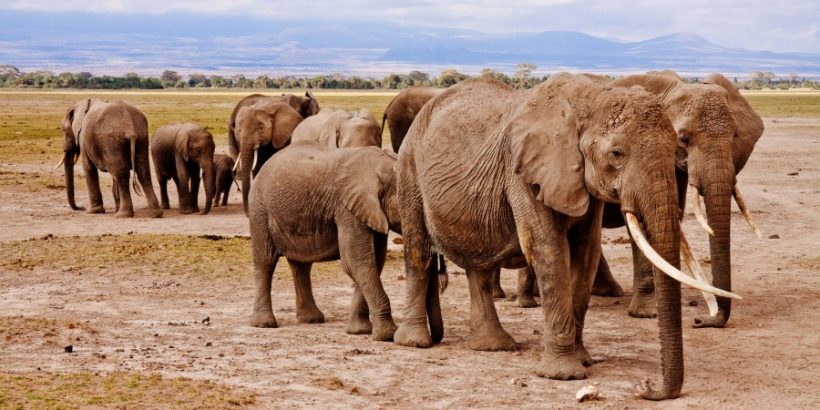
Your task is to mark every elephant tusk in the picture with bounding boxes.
[733,185,762,239]
[679,225,718,317]
[625,212,741,299]
[53,153,66,170]
[251,151,258,172]
[690,186,714,236]
[232,157,241,172]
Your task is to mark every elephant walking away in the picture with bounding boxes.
[212,154,236,208]
[382,86,443,153]
[151,122,216,215]
[394,74,740,400]
[56,99,162,218]
[248,141,401,341]
[292,108,382,148]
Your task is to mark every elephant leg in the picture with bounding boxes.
[175,160,193,214]
[516,267,538,308]
[426,254,443,344]
[464,267,516,351]
[159,176,171,210]
[249,222,279,328]
[288,260,324,324]
[491,268,506,299]
[189,169,201,213]
[112,179,120,214]
[627,238,658,318]
[346,285,372,334]
[221,187,229,206]
[568,211,604,367]
[134,138,161,217]
[591,252,624,297]
[83,156,105,214]
[113,168,134,218]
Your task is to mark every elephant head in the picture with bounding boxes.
[176,123,216,215]
[57,98,97,210]
[611,72,763,328]
[510,73,739,399]
[338,109,382,148]
[234,101,304,215]
[336,147,401,234]
[301,90,320,117]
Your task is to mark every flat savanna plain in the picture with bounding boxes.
[0,89,818,409]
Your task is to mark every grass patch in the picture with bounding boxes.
[0,372,255,409]
[0,234,357,282]
[0,316,97,345]
[0,168,70,192]
[744,93,820,117]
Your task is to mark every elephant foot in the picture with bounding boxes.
[115,208,134,218]
[693,313,728,329]
[628,293,657,319]
[516,294,538,308]
[492,286,507,299]
[296,306,325,324]
[147,208,163,218]
[575,344,604,367]
[591,280,625,297]
[466,325,517,351]
[536,353,587,380]
[179,208,194,215]
[371,320,398,342]
[161,203,170,210]
[88,205,105,214]
[249,310,278,328]
[345,317,372,335]
[394,322,432,348]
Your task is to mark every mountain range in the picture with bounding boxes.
[1,11,818,77]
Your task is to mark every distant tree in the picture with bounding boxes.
[188,73,209,87]
[160,70,181,87]
[408,70,429,84]
[515,63,536,80]
[788,73,798,84]
[209,75,229,88]
[0,65,21,82]
[435,69,468,87]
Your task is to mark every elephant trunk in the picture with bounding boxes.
[64,151,82,210]
[201,158,215,215]
[698,158,734,326]
[240,148,254,216]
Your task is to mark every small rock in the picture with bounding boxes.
[768,234,780,239]
[205,342,212,347]
[202,316,210,325]
[510,378,527,387]
[787,172,799,176]
[689,300,699,307]
[64,345,73,353]
[575,385,599,402]
[533,329,541,335]
[392,237,404,245]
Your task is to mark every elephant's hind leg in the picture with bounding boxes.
[289,260,325,324]
[491,268,506,299]
[113,168,135,218]
[465,267,517,351]
[345,285,372,335]
[83,156,105,214]
[159,176,171,210]
[591,253,624,297]
[112,180,120,213]
[249,217,279,328]
[135,136,162,217]
[516,268,538,308]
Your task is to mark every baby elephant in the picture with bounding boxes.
[212,154,236,207]
[151,122,216,215]
[249,141,400,341]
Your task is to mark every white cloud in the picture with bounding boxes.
[3,0,819,52]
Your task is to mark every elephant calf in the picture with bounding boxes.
[249,141,400,341]
[151,122,216,215]
[212,154,236,208]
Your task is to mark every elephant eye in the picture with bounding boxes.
[678,133,690,146]
[607,147,625,169]
[609,147,623,158]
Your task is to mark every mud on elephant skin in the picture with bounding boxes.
[394,74,740,400]
[248,141,401,341]
[151,122,216,215]
[57,98,162,218]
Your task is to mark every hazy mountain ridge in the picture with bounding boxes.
[1,11,817,76]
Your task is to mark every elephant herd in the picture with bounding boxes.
[57,70,764,401]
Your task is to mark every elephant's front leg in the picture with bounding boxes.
[159,176,171,210]
[82,156,105,214]
[112,179,120,213]
[288,260,324,324]
[175,158,193,214]
[189,166,201,213]
[465,267,516,351]
[628,238,658,318]
[516,268,538,308]
[568,200,604,366]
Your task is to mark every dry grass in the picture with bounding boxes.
[0,372,255,409]
[0,316,97,345]
[0,168,69,192]
[743,93,820,117]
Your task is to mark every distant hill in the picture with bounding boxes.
[1,11,818,77]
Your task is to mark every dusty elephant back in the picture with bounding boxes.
[385,86,443,152]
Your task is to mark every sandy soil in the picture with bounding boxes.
[1,117,818,408]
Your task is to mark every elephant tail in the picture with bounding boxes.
[380,110,388,136]
[130,134,144,197]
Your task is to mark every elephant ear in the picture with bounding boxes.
[175,124,191,162]
[270,104,304,149]
[69,99,92,148]
[508,87,589,217]
[319,121,342,147]
[703,73,764,172]
[336,151,389,234]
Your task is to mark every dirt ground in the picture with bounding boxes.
[1,116,818,408]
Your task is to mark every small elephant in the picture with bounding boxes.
[151,122,216,215]
[233,101,304,215]
[292,108,382,148]
[57,99,162,218]
[212,154,236,208]
[248,141,400,341]
[381,86,443,153]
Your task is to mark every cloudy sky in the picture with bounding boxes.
[2,0,818,53]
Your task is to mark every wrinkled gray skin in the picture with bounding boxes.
[151,122,216,215]
[212,154,236,207]
[292,108,382,148]
[59,99,162,218]
[233,101,304,215]
[248,141,401,341]
[396,75,686,400]
[228,91,320,157]
[382,86,443,153]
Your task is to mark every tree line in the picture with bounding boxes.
[0,64,816,90]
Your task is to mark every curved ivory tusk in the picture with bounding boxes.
[251,150,258,172]
[690,186,714,236]
[733,185,762,239]
[53,153,66,170]
[232,156,241,172]
[679,226,719,316]
[625,212,741,299]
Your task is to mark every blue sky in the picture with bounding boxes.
[2,0,818,53]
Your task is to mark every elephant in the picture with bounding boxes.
[393,74,739,400]
[228,91,319,152]
[248,141,401,341]
[564,71,762,328]
[382,86,443,153]
[292,108,382,148]
[151,122,216,215]
[56,99,162,218]
[212,154,236,208]
[233,101,304,215]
